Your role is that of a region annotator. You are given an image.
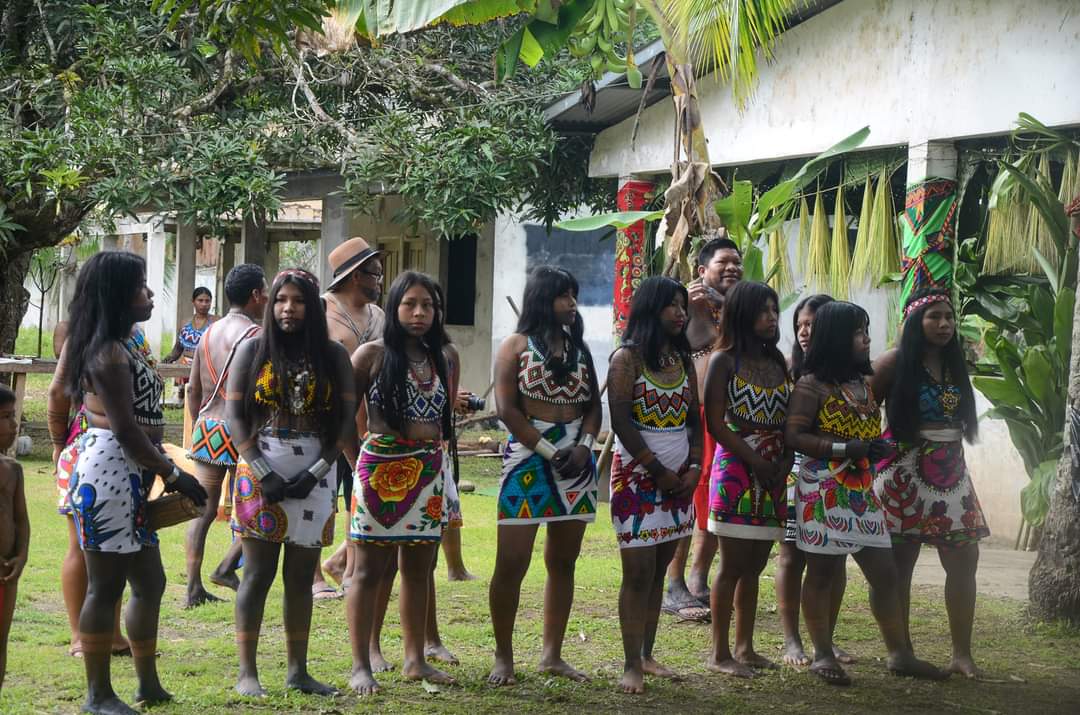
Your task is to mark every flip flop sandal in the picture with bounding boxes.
[661,594,711,623]
[312,585,343,601]
[810,664,851,686]
[111,646,132,657]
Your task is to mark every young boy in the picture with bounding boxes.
[0,384,29,693]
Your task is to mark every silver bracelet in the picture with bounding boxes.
[249,456,272,480]
[309,458,331,479]
[533,438,558,461]
[831,442,847,458]
[577,433,596,451]
[688,463,702,473]
[163,464,180,485]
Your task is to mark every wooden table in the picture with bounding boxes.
[0,357,192,453]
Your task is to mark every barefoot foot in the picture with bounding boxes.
[809,656,851,686]
[488,655,517,686]
[81,695,139,715]
[736,650,778,670]
[887,653,950,681]
[641,657,679,679]
[706,657,755,679]
[946,656,983,679]
[446,569,478,582]
[369,649,393,673]
[833,644,857,665]
[286,672,340,696]
[782,639,811,667]
[349,668,380,696]
[209,570,240,592]
[425,643,460,665]
[183,587,224,609]
[133,684,172,706]
[619,666,645,694]
[235,674,268,697]
[539,657,589,682]
[403,660,456,685]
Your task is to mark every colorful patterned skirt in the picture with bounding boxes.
[693,404,716,531]
[231,430,336,548]
[875,428,990,548]
[69,428,158,553]
[611,428,693,548]
[188,415,238,466]
[783,454,804,543]
[498,418,597,525]
[796,455,890,555]
[55,408,88,515]
[708,427,786,540]
[350,434,445,545]
[443,456,463,529]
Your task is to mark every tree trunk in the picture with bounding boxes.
[0,250,32,355]
[1029,203,1080,623]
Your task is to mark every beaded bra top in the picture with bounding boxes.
[368,362,447,424]
[253,358,331,416]
[817,380,881,441]
[632,365,692,432]
[919,366,961,423]
[127,344,164,427]
[727,373,792,427]
[517,337,592,405]
[179,319,209,351]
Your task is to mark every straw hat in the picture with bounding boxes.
[327,236,385,290]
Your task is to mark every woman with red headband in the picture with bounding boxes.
[873,288,988,679]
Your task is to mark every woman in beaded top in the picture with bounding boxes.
[226,268,355,698]
[488,265,602,686]
[347,271,460,695]
[785,301,945,686]
[702,281,794,678]
[607,276,702,693]
[872,288,987,679]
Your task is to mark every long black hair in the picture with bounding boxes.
[63,251,147,400]
[376,271,454,439]
[803,301,873,385]
[621,276,693,373]
[244,269,341,447]
[790,293,834,380]
[887,288,977,443]
[717,281,789,377]
[516,265,596,387]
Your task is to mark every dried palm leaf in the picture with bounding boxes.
[869,171,901,284]
[848,177,874,287]
[766,227,793,294]
[829,184,850,300]
[796,196,810,266]
[806,189,831,291]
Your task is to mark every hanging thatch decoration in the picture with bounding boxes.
[806,189,831,291]
[1060,148,1079,207]
[984,155,1033,275]
[829,184,850,300]
[796,196,811,266]
[869,170,901,285]
[848,176,875,287]
[766,228,793,295]
[1028,151,1056,266]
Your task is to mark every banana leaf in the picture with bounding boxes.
[556,210,665,231]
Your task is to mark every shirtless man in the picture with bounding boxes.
[183,263,267,607]
[314,237,386,601]
[662,236,743,621]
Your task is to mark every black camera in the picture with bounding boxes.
[466,395,486,412]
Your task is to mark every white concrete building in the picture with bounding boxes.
[490,0,1080,544]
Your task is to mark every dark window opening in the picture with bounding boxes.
[446,235,477,326]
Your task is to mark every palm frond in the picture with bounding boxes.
[806,188,830,291]
[848,176,874,287]
[661,0,799,105]
[869,171,900,284]
[766,227,793,294]
[829,184,850,300]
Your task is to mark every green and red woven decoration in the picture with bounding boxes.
[899,178,958,306]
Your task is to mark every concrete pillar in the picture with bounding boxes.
[613,175,658,340]
[318,193,348,290]
[239,213,268,268]
[101,235,119,251]
[175,222,197,331]
[906,140,958,183]
[144,220,167,355]
[265,240,280,278]
[215,235,235,311]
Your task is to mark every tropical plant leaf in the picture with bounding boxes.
[518,0,596,68]
[556,210,665,231]
[713,179,752,247]
[1031,245,1060,296]
[996,160,1070,256]
[787,127,871,191]
[1053,288,1074,364]
[1020,459,1058,526]
[742,242,765,282]
[1021,346,1056,416]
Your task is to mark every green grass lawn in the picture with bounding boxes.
[3,456,1079,713]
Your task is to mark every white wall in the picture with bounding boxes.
[589,0,1080,177]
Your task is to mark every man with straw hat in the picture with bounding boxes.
[313,237,387,600]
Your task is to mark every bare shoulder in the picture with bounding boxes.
[497,333,527,359]
[0,456,22,483]
[708,350,735,373]
[353,339,384,367]
[608,345,641,372]
[874,348,900,372]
